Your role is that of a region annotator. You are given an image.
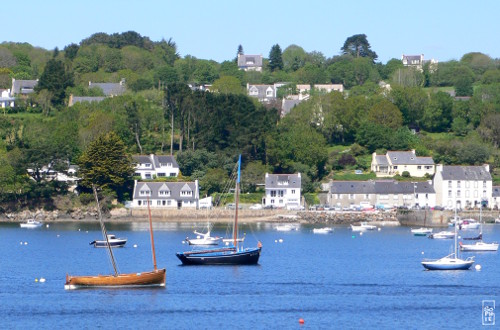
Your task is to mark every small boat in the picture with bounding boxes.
[463,233,482,241]
[460,241,499,252]
[351,222,377,231]
[276,224,299,231]
[411,228,433,236]
[184,222,221,245]
[495,217,500,224]
[313,227,333,234]
[90,234,127,248]
[176,155,262,265]
[20,219,43,228]
[65,185,165,289]
[428,231,455,239]
[422,206,475,270]
[459,219,480,230]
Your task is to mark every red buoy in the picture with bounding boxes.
[299,318,305,324]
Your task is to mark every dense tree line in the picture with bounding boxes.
[0,32,499,211]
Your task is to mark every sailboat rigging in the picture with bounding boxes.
[176,155,262,265]
[65,185,165,289]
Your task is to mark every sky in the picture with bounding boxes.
[3,0,499,64]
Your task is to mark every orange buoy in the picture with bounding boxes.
[299,318,305,324]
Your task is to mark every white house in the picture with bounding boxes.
[371,150,435,177]
[492,186,500,210]
[237,54,263,72]
[132,154,179,179]
[0,89,15,108]
[264,173,302,209]
[433,164,492,209]
[131,180,199,209]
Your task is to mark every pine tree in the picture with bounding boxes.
[269,44,283,71]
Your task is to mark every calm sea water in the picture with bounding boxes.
[0,220,499,329]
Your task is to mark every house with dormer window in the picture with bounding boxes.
[371,150,435,177]
[132,154,179,179]
[237,54,263,72]
[264,173,302,209]
[131,180,199,209]
[246,84,276,103]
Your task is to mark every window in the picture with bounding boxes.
[159,190,170,196]
[394,166,398,170]
[448,190,452,197]
[140,190,151,196]
[457,181,461,188]
[181,190,192,196]
[157,173,166,177]
[417,166,422,170]
[483,181,487,188]
[448,181,452,188]
[144,163,152,168]
[349,194,354,200]
[157,201,161,206]
[365,194,370,199]
[457,190,461,197]
[278,190,284,197]
[145,173,152,179]
[271,191,276,197]
[291,190,296,194]
[169,173,176,177]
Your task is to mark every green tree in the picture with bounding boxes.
[421,91,453,132]
[368,99,403,129]
[453,65,475,96]
[78,131,134,194]
[341,34,378,61]
[282,45,307,72]
[268,44,283,72]
[241,161,271,193]
[211,76,244,94]
[35,58,74,106]
[389,86,428,125]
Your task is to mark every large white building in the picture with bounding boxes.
[132,154,179,179]
[433,164,492,209]
[263,173,302,209]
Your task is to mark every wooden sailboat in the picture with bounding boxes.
[65,186,165,289]
[176,155,262,265]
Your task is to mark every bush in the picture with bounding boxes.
[402,171,410,178]
[79,193,94,205]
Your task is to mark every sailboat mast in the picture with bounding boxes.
[233,155,241,247]
[147,196,158,271]
[93,185,119,276]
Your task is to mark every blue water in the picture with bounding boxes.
[1,221,499,329]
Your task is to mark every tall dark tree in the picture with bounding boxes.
[269,44,283,72]
[63,43,79,61]
[235,44,244,62]
[341,34,378,61]
[35,58,74,106]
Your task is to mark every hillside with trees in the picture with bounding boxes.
[0,32,499,211]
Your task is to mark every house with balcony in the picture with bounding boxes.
[327,180,435,209]
[132,154,179,180]
[433,164,492,209]
[131,180,199,209]
[371,150,435,177]
[263,173,302,209]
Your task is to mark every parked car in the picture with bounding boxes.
[249,203,263,210]
[227,203,242,210]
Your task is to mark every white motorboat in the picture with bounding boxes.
[428,231,455,239]
[411,228,433,236]
[276,224,299,231]
[422,205,475,270]
[458,219,480,230]
[460,241,499,252]
[351,222,377,231]
[19,219,43,228]
[313,227,333,234]
[90,234,127,248]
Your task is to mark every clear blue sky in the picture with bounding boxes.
[3,0,499,64]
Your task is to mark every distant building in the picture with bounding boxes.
[131,180,199,209]
[371,150,435,177]
[132,154,179,180]
[401,54,438,71]
[247,84,276,103]
[492,186,500,210]
[88,79,126,96]
[237,54,263,72]
[68,95,106,107]
[433,164,492,209]
[11,78,38,96]
[264,173,302,209]
[0,89,15,108]
[327,180,436,209]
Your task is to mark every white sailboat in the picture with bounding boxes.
[185,222,222,245]
[421,204,475,270]
[460,204,498,252]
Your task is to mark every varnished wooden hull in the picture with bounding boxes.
[64,269,166,290]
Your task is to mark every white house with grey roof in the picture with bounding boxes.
[492,186,500,210]
[132,154,179,179]
[264,173,302,209]
[237,54,263,72]
[11,78,38,96]
[247,84,276,103]
[327,180,436,209]
[131,180,199,209]
[371,150,435,177]
[433,164,492,209]
[0,89,15,108]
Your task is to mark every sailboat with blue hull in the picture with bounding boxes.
[176,155,262,265]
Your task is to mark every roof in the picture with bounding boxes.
[265,173,301,189]
[281,98,302,115]
[330,180,435,194]
[134,181,197,201]
[375,155,389,166]
[89,81,126,96]
[12,79,38,95]
[440,165,492,181]
[248,84,275,99]
[386,151,434,165]
[237,54,263,68]
[69,96,106,106]
[132,154,179,169]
